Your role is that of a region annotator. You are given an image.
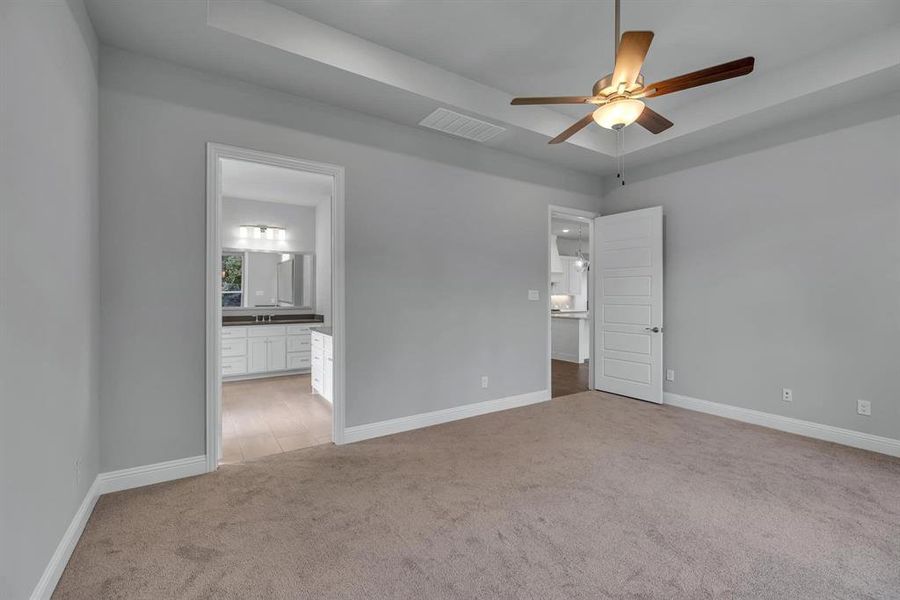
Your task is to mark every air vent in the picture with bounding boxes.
[419,108,505,143]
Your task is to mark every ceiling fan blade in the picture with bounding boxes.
[635,105,673,134]
[511,96,594,105]
[644,57,755,98]
[549,113,595,144]
[612,31,654,86]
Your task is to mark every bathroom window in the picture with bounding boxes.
[222,253,244,307]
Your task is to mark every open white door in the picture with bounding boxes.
[593,206,663,403]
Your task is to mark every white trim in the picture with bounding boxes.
[547,205,597,394]
[665,393,900,458]
[29,478,101,600]
[551,352,581,363]
[207,143,347,470]
[30,454,209,599]
[97,455,208,494]
[343,389,551,444]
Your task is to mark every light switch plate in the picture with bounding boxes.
[528,290,540,301]
[666,369,675,382]
[857,399,871,416]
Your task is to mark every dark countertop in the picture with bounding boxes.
[223,314,324,326]
[311,327,333,336]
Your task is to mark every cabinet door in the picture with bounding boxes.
[324,349,333,402]
[311,344,322,388]
[559,256,572,294]
[267,336,287,371]
[247,338,268,373]
[568,259,582,295]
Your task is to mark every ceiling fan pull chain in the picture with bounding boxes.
[621,127,627,186]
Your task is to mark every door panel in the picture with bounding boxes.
[593,207,663,403]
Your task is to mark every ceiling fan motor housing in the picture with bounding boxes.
[593,73,645,99]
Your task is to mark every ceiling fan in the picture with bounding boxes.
[511,0,755,144]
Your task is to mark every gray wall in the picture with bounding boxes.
[98,47,602,471]
[0,1,100,598]
[221,196,315,252]
[602,115,900,439]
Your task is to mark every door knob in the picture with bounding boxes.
[644,326,661,333]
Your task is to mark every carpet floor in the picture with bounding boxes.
[54,392,900,599]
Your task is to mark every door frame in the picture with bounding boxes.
[205,143,347,472]
[547,204,598,395]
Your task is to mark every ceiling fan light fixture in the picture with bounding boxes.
[592,99,646,129]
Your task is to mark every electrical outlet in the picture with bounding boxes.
[481,376,489,389]
[857,399,871,416]
[666,369,675,382]
[782,388,793,402]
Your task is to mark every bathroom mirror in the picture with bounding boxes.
[222,249,314,310]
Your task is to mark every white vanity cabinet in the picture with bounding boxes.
[311,330,333,403]
[222,323,316,379]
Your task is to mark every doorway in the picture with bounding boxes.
[548,206,595,398]
[206,144,346,471]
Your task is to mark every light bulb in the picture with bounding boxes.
[592,99,645,129]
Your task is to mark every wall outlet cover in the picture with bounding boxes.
[481,376,489,389]
[666,369,675,382]
[857,399,871,416]
[782,388,793,402]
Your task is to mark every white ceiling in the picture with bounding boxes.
[85,0,900,175]
[221,159,332,206]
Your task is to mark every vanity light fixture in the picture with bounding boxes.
[239,225,286,241]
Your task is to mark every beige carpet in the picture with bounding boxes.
[54,392,900,599]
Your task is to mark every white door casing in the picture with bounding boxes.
[593,206,663,403]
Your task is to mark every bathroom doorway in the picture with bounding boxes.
[206,144,345,470]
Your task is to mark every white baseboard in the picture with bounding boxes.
[343,389,551,444]
[97,455,208,494]
[30,454,209,599]
[551,352,580,363]
[29,478,101,600]
[664,392,900,458]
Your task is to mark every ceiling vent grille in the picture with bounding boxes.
[419,108,505,143]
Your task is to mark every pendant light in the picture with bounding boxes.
[574,223,590,272]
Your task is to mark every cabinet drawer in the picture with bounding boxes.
[221,339,247,357]
[247,325,286,337]
[222,326,247,339]
[287,352,311,370]
[286,336,311,353]
[221,356,247,376]
[286,324,316,335]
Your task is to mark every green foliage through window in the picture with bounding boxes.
[222,254,243,307]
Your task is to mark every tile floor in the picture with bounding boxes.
[221,374,332,463]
